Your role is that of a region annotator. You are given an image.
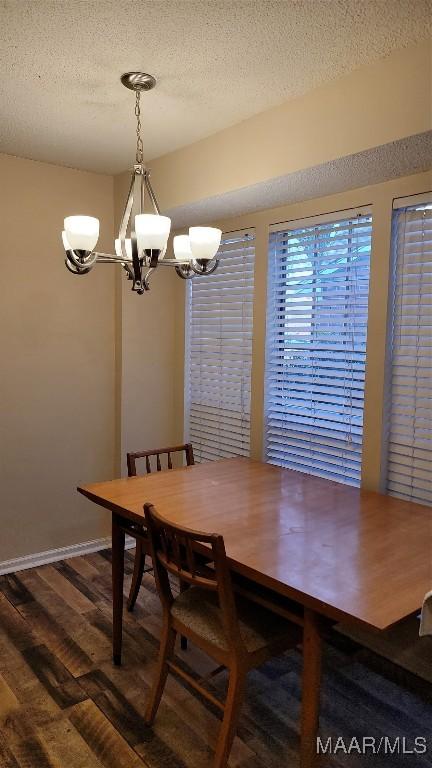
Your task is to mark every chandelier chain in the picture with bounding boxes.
[135,90,144,164]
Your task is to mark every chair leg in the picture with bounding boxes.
[213,666,246,768]
[127,539,146,612]
[145,619,177,726]
[179,579,189,651]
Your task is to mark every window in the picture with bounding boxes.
[384,195,431,505]
[185,229,255,462]
[265,208,372,486]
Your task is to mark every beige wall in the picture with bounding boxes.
[113,173,179,476]
[149,40,431,210]
[0,154,116,562]
[173,169,432,492]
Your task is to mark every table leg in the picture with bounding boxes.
[112,513,125,666]
[300,608,323,768]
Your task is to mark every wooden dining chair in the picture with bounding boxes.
[144,503,301,768]
[126,443,195,612]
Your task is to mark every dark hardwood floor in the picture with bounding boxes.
[0,549,431,768]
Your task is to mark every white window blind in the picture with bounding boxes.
[265,208,372,486]
[385,199,432,505]
[185,229,255,462]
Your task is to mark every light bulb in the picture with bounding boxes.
[189,227,222,261]
[173,235,193,262]
[115,238,132,259]
[135,214,171,253]
[64,215,99,252]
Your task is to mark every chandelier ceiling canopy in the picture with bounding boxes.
[61,73,221,294]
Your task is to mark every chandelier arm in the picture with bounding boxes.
[98,258,134,278]
[144,171,161,215]
[123,263,134,279]
[118,170,135,245]
[130,166,144,290]
[66,251,135,281]
[95,255,198,271]
[143,267,155,289]
[157,258,190,267]
[94,254,133,263]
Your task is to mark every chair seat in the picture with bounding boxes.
[171,586,300,652]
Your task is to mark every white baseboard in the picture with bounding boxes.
[0,535,136,576]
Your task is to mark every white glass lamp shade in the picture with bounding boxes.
[64,216,99,252]
[135,214,171,252]
[62,231,71,251]
[173,235,193,262]
[189,227,222,260]
[115,238,132,260]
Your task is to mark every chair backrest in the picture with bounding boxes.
[144,502,245,653]
[127,443,194,477]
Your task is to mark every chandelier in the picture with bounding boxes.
[61,72,221,294]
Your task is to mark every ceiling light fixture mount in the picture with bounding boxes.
[120,72,157,91]
[61,72,221,295]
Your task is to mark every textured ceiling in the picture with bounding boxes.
[0,0,431,174]
[166,132,432,228]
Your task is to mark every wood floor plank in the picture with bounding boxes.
[0,634,62,728]
[17,600,95,678]
[68,699,147,768]
[0,574,33,607]
[78,663,213,768]
[86,549,134,578]
[16,570,112,670]
[76,669,150,747]
[16,569,88,629]
[21,645,88,710]
[66,554,101,580]
[98,548,134,575]
[53,559,111,607]
[35,715,106,768]
[327,643,432,727]
[37,565,95,614]
[7,733,61,768]
[0,734,20,768]
[0,593,39,652]
[56,556,130,616]
[0,705,61,768]
[81,551,111,574]
[0,673,20,727]
[82,607,150,666]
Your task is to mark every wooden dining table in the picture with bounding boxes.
[78,457,432,767]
